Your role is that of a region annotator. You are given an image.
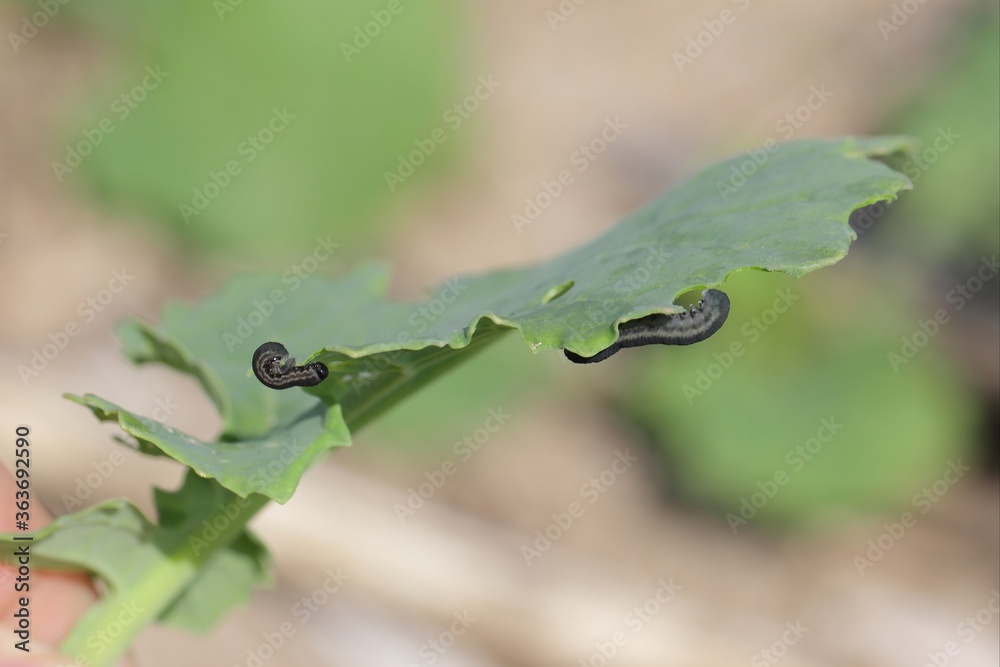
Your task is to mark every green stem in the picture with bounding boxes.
[59,494,269,667]
[339,326,507,430]
[60,326,507,664]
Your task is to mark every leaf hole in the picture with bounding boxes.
[542,280,575,304]
[674,287,705,310]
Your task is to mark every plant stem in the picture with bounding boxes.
[60,326,506,664]
[60,493,269,667]
[339,325,506,430]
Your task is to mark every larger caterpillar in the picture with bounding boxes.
[564,288,731,364]
[252,342,329,389]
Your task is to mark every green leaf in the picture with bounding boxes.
[114,136,911,422]
[80,136,911,501]
[157,529,270,631]
[67,393,350,503]
[0,499,151,579]
[52,134,916,658]
[154,472,272,631]
[0,473,269,644]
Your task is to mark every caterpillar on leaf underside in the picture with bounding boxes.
[252,342,329,389]
[250,289,730,388]
[564,288,731,364]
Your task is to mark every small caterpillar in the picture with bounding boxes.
[564,288,731,364]
[252,342,329,389]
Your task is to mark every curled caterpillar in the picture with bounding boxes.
[564,288,731,364]
[252,342,329,389]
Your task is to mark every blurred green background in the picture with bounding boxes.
[54,0,466,254]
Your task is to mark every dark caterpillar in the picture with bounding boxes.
[252,342,329,389]
[564,288,731,364]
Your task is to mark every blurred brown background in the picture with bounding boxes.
[1,1,998,665]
